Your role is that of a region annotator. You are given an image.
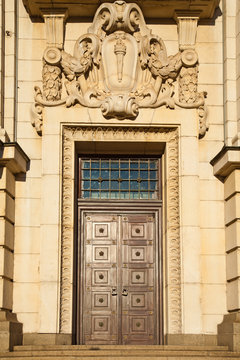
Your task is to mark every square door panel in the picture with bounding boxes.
[131,317,147,333]
[131,247,145,261]
[131,224,145,238]
[93,270,109,285]
[94,246,109,261]
[93,316,109,332]
[95,224,108,237]
[93,293,109,308]
[131,270,146,285]
[131,294,146,308]
[85,215,118,241]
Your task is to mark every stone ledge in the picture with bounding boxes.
[210,146,240,181]
[0,142,29,174]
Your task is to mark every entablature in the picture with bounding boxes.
[22,0,220,21]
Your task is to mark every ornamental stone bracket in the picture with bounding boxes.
[175,11,208,138]
[31,1,208,138]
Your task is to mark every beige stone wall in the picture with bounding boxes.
[11,0,227,338]
[13,0,43,333]
[197,2,226,334]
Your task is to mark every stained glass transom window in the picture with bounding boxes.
[80,158,160,200]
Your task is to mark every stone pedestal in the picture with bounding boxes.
[211,146,240,351]
[0,311,22,351]
[218,312,240,352]
[0,140,29,351]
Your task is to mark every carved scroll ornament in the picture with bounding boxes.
[32,0,207,136]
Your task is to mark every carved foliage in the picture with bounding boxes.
[32,1,208,138]
[60,125,182,334]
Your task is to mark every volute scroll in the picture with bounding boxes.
[32,0,208,138]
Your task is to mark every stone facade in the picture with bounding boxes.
[0,0,239,352]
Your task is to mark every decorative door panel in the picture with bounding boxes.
[82,212,158,345]
[121,215,156,344]
[83,214,118,344]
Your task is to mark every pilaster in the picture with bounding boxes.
[0,141,29,351]
[211,146,240,351]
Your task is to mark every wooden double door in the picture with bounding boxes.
[79,211,160,345]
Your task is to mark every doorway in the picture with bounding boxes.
[76,156,162,344]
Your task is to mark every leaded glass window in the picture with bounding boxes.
[79,158,161,200]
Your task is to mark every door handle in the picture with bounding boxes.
[122,289,128,296]
[111,288,117,296]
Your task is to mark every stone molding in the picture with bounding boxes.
[31,1,207,138]
[60,125,182,335]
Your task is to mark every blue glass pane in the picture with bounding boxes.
[150,171,157,179]
[101,169,109,179]
[111,181,119,190]
[91,161,99,169]
[120,181,129,190]
[101,181,109,190]
[130,161,138,169]
[140,170,148,179]
[101,191,109,199]
[150,191,158,199]
[111,161,119,169]
[130,192,139,199]
[101,161,109,168]
[92,191,99,199]
[140,192,148,199]
[111,170,119,179]
[120,192,129,199]
[130,180,138,190]
[150,181,157,190]
[82,169,90,178]
[150,161,157,169]
[91,180,100,190]
[140,181,148,190]
[110,191,119,199]
[120,170,129,179]
[82,161,90,169]
[91,169,99,179]
[83,180,90,190]
[120,162,129,169]
[130,170,138,180]
[140,162,148,169]
[83,190,90,198]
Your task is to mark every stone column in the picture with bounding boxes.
[211,147,240,351]
[0,142,29,351]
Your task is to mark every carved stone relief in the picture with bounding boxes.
[32,1,208,137]
[60,125,181,334]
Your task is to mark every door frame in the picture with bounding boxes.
[75,202,163,345]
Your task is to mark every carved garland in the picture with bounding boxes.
[60,125,181,334]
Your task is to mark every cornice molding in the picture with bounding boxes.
[23,0,220,21]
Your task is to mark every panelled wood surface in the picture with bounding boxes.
[82,212,158,345]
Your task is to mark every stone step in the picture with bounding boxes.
[0,350,238,357]
[1,345,239,360]
[1,356,240,360]
[13,345,230,352]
